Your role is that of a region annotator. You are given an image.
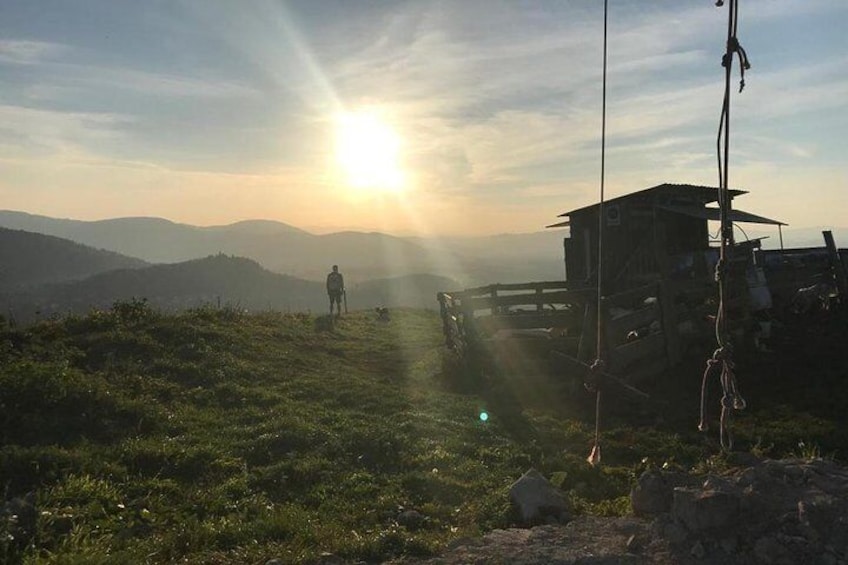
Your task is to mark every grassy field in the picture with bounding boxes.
[1,301,846,563]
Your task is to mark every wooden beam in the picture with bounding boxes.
[608,331,667,372]
[551,350,651,403]
[464,289,593,312]
[473,311,582,333]
[606,306,661,343]
[455,280,574,296]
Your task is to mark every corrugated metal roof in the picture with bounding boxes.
[658,204,786,225]
[555,183,747,218]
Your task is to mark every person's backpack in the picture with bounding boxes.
[328,272,343,292]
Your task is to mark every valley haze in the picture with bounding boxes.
[2,209,845,324]
[0,210,571,323]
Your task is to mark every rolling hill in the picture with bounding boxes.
[2,253,461,323]
[0,211,566,285]
[0,227,148,291]
[3,254,324,321]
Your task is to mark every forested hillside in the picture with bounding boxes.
[0,227,148,291]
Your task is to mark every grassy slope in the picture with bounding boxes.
[1,303,846,563]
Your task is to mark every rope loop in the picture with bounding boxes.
[699,343,745,444]
[720,35,751,92]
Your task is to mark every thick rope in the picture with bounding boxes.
[700,0,750,450]
[587,0,609,467]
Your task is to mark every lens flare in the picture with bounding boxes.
[479,411,489,422]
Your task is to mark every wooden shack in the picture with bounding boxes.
[550,183,784,294]
[437,183,847,383]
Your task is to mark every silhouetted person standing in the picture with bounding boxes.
[326,265,345,317]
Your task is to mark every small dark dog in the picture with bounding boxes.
[375,306,390,321]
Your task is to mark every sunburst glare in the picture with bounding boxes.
[335,108,405,194]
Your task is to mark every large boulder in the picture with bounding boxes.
[631,468,675,516]
[508,469,571,525]
[672,485,740,533]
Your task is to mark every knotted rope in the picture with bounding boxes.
[699,0,751,450]
[698,346,746,450]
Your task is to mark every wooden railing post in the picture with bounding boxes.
[437,292,451,347]
[658,280,681,367]
[823,230,848,296]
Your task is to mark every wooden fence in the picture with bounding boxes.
[437,280,676,383]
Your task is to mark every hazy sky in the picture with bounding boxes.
[1,0,846,235]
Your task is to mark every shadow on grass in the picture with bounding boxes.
[435,346,555,446]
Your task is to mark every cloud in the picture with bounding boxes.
[0,39,66,64]
[1,0,845,234]
[0,104,130,159]
[67,64,260,99]
[316,1,731,205]
[743,0,837,21]
[735,56,848,120]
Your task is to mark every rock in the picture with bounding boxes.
[663,521,689,545]
[389,457,848,565]
[508,468,570,525]
[265,559,283,565]
[625,533,642,552]
[754,535,793,565]
[672,486,739,533]
[445,536,482,551]
[397,509,426,530]
[719,535,738,554]
[819,552,838,565]
[631,469,672,516]
[798,494,838,534]
[725,451,762,468]
[690,540,706,559]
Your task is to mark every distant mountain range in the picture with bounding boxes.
[3,210,841,324]
[0,210,567,285]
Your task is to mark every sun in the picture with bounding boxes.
[334,108,405,193]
